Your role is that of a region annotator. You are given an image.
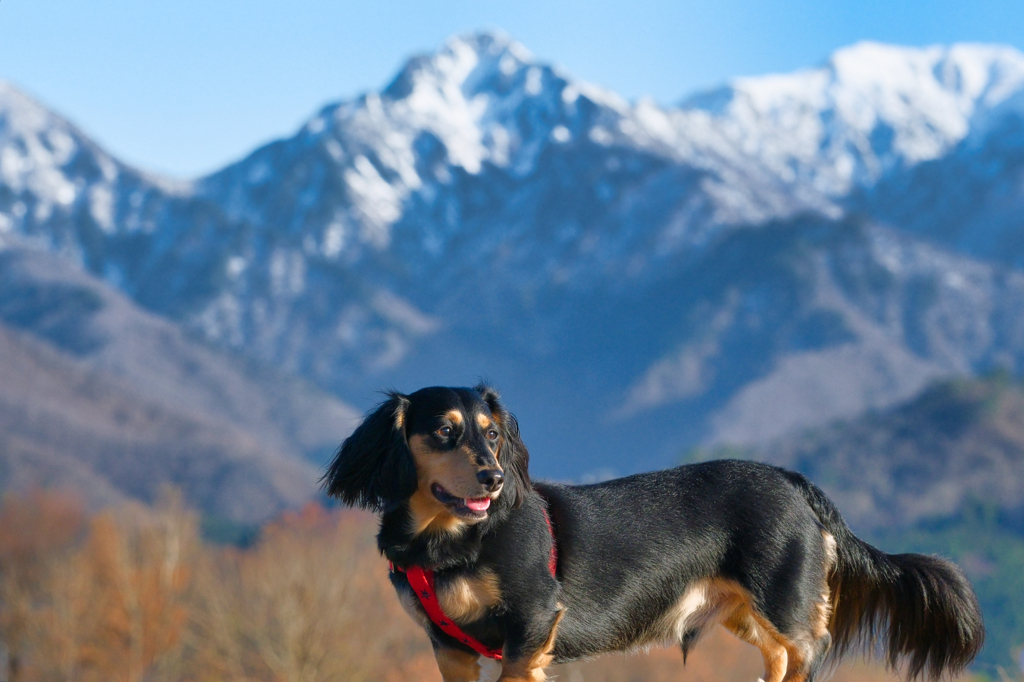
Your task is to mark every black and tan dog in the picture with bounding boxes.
[323,385,984,682]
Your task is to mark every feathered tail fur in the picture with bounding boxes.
[783,470,985,680]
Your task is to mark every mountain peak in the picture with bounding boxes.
[382,29,538,101]
[0,80,70,149]
[0,81,117,221]
[280,29,605,200]
[0,80,188,218]
[444,29,534,64]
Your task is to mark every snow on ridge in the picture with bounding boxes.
[203,28,657,259]
[676,41,1024,196]
[827,41,1024,144]
[718,41,1024,127]
[0,81,90,207]
[0,80,50,133]
[362,34,1024,206]
[208,33,1024,261]
[259,30,584,247]
[339,29,631,174]
[0,80,192,202]
[11,32,1019,267]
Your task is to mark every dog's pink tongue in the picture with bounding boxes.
[465,497,491,512]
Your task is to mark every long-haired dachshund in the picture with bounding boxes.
[323,385,984,682]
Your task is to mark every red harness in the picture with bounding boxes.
[390,507,558,660]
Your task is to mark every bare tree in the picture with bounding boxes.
[186,505,432,682]
[74,489,196,682]
[0,490,84,682]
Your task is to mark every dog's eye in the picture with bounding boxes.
[437,426,452,438]
[486,429,499,440]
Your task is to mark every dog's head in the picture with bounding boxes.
[322,384,530,532]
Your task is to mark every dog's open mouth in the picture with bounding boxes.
[431,483,491,518]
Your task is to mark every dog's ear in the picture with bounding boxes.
[321,392,417,511]
[475,383,530,508]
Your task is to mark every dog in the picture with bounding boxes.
[323,385,984,682]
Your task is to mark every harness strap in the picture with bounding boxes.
[404,565,505,659]
[542,506,558,578]
[390,506,559,660]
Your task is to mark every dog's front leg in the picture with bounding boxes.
[435,646,485,682]
[497,607,564,682]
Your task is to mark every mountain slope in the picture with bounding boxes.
[859,105,1024,266]
[0,246,359,461]
[0,246,359,520]
[758,375,1024,532]
[0,320,310,521]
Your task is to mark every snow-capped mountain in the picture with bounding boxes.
[4,33,1024,478]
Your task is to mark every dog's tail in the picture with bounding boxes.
[781,469,984,680]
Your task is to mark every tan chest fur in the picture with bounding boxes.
[435,569,502,623]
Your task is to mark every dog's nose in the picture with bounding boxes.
[477,469,504,492]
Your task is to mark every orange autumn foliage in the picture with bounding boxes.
[0,490,952,682]
[185,503,431,682]
[75,493,195,681]
[0,489,194,682]
[0,489,85,682]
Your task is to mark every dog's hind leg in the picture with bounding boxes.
[722,605,792,682]
[722,606,828,682]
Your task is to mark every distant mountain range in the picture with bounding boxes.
[3,32,1024,490]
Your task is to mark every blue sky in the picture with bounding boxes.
[2,0,1022,178]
